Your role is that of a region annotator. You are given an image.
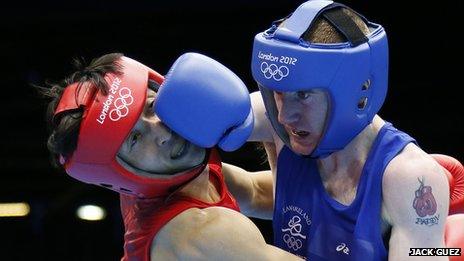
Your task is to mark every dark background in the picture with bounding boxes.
[1,0,462,260]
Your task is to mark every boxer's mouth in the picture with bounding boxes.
[291,129,310,138]
[170,139,190,160]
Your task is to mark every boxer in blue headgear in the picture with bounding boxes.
[251,0,388,158]
[154,0,464,260]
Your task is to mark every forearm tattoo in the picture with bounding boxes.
[413,177,439,226]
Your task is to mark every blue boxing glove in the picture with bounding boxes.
[154,52,253,151]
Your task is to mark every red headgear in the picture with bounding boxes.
[54,56,208,198]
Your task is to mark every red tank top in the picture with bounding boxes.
[120,149,240,261]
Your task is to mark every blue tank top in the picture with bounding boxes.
[273,122,416,260]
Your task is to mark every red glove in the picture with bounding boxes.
[445,214,464,261]
[432,154,464,215]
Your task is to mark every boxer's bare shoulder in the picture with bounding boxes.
[382,143,449,259]
[151,206,302,260]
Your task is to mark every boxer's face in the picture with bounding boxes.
[117,88,206,175]
[274,89,328,155]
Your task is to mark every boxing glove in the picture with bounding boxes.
[432,154,464,215]
[444,214,464,261]
[154,53,253,151]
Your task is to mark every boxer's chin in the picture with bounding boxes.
[287,131,316,156]
[290,141,315,156]
[178,144,206,168]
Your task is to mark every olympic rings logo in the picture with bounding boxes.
[260,62,289,81]
[109,87,134,121]
[281,215,307,251]
[283,234,303,251]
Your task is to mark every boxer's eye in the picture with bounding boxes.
[296,91,311,100]
[130,132,141,149]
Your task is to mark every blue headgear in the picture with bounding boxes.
[251,0,389,158]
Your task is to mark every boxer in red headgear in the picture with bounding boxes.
[42,53,302,260]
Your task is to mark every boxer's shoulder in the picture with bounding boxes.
[150,207,221,259]
[151,206,256,259]
[381,143,449,225]
[383,143,442,185]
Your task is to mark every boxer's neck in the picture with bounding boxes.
[317,115,385,180]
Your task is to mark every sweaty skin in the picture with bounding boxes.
[151,168,302,261]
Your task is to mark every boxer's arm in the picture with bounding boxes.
[220,141,280,220]
[222,163,274,219]
[151,207,303,260]
[248,91,284,164]
[221,91,281,219]
[249,91,274,143]
[383,148,450,260]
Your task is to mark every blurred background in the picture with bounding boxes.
[1,0,462,260]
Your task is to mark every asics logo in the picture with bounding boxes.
[109,88,134,121]
[260,62,289,81]
[336,243,350,255]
